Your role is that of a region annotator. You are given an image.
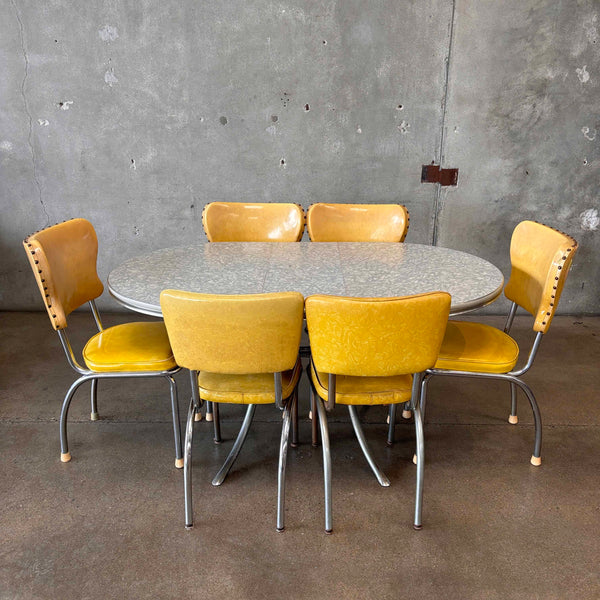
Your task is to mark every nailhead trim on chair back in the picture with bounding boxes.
[23,218,104,330]
[504,220,578,334]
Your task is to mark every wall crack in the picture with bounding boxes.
[431,0,457,246]
[11,0,49,226]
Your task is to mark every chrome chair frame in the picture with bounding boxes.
[57,300,183,467]
[183,370,300,531]
[420,302,544,465]
[309,363,428,532]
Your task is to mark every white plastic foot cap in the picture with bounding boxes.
[386,414,390,424]
[508,414,518,425]
[308,410,313,420]
[90,412,99,421]
[412,453,417,465]
[530,455,542,466]
[402,410,413,420]
[194,412,202,422]
[205,413,214,422]
[175,458,184,469]
[61,452,71,463]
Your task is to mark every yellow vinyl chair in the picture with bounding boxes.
[422,221,578,466]
[306,203,409,242]
[305,292,451,532]
[23,219,183,467]
[201,201,305,433]
[160,290,304,531]
[202,201,305,242]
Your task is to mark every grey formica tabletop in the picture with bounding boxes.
[107,242,504,318]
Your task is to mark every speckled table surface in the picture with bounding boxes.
[108,242,504,317]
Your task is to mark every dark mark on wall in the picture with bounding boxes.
[219,116,228,125]
[421,163,458,186]
[271,115,278,122]
[304,104,310,111]
[281,92,290,108]
[280,158,286,166]
[322,40,327,45]
[397,104,403,110]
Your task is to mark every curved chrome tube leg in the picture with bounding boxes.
[166,375,183,468]
[413,400,425,530]
[387,404,397,446]
[212,404,256,486]
[277,395,296,531]
[310,387,319,447]
[509,382,518,424]
[184,397,195,528]
[213,402,222,444]
[315,397,332,533]
[512,379,542,465]
[420,376,429,418]
[60,376,91,462]
[90,378,99,421]
[291,388,299,448]
[348,406,390,487]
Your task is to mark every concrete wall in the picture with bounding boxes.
[1,1,598,314]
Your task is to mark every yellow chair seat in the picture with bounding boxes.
[199,358,302,404]
[310,362,412,405]
[83,322,177,372]
[435,321,519,374]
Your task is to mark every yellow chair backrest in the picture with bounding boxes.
[306,203,409,242]
[305,292,451,377]
[160,291,304,374]
[23,219,104,330]
[202,202,305,242]
[504,221,578,334]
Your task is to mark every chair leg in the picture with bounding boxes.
[291,388,299,448]
[413,376,430,465]
[212,404,256,486]
[509,382,518,424]
[413,400,425,530]
[314,397,332,533]
[165,375,183,469]
[277,394,297,531]
[59,375,93,463]
[310,387,319,447]
[205,400,214,422]
[511,379,542,465]
[183,397,195,529]
[213,403,222,444]
[402,401,413,420]
[387,403,397,446]
[90,378,99,421]
[348,406,390,487]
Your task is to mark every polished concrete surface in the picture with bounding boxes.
[1,312,599,599]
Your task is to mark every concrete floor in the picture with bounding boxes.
[1,312,599,599]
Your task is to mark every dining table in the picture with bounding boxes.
[107,241,504,317]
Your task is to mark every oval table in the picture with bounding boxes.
[108,242,504,317]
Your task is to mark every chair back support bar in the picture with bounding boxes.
[160,290,304,374]
[23,219,104,330]
[202,202,305,242]
[307,203,409,242]
[504,221,578,333]
[305,292,451,377]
